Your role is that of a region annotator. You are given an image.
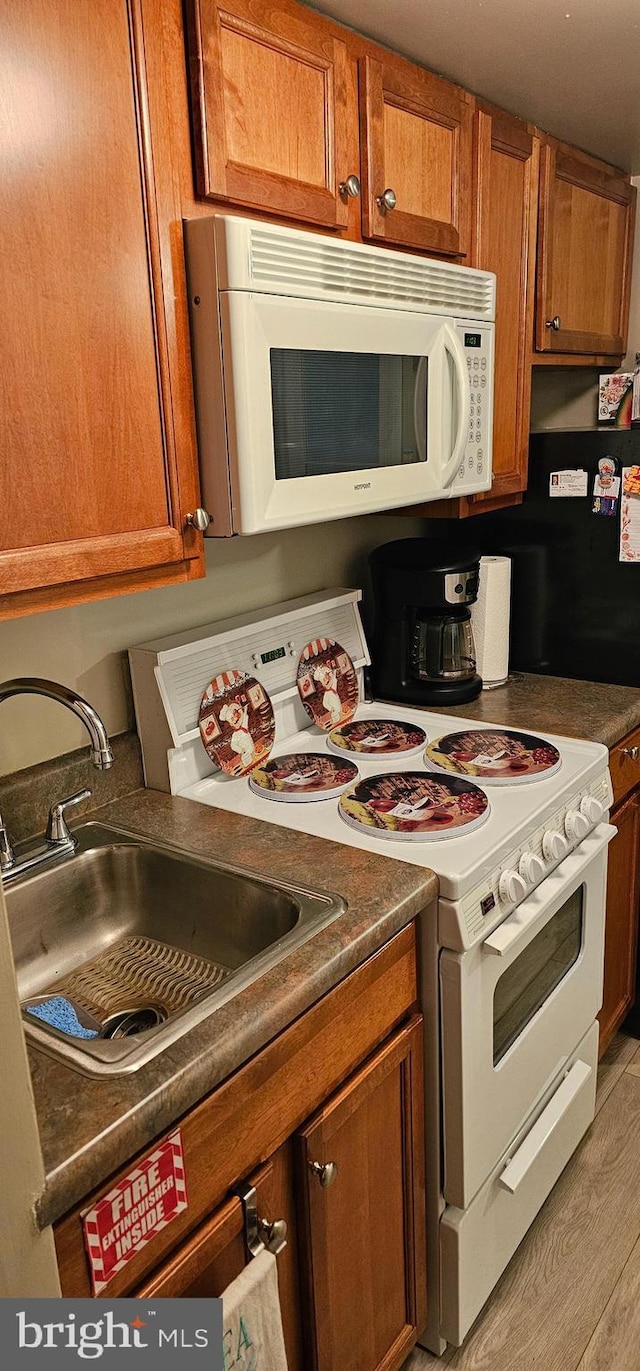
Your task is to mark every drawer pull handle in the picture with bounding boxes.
[309,1160,338,1188]
[621,746,640,761]
[498,1059,592,1195]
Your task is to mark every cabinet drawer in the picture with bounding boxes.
[55,923,418,1297]
[610,726,640,805]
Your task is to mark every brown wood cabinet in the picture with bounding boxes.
[138,1143,305,1371]
[187,0,356,229]
[187,0,473,256]
[54,926,427,1369]
[0,0,206,619]
[467,104,539,508]
[359,54,473,257]
[297,1017,426,1371]
[599,788,640,1057]
[536,137,637,356]
[599,726,640,1056]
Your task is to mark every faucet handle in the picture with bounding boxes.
[46,789,92,846]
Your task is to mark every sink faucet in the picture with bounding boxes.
[0,678,114,883]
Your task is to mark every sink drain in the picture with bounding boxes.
[101,1005,167,1039]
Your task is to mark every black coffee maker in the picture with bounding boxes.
[369,538,482,706]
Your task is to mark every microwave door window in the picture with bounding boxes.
[270,349,427,479]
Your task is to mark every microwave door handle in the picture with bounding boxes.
[439,324,469,488]
[413,356,427,463]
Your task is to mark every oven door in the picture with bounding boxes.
[440,823,615,1209]
[220,291,470,532]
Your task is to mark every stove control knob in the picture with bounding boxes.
[519,852,546,886]
[542,829,569,863]
[580,796,604,825]
[565,808,590,841]
[499,869,528,904]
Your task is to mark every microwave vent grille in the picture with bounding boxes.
[247,227,494,318]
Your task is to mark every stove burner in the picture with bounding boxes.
[249,752,359,802]
[327,718,427,758]
[338,771,490,841]
[425,729,562,783]
[296,637,359,731]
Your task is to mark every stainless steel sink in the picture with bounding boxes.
[6,822,345,1076]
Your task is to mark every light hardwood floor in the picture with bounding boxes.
[404,1032,640,1371]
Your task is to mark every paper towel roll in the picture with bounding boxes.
[471,556,511,688]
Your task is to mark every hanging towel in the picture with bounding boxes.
[221,1249,288,1371]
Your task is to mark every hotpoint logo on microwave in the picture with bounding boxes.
[5,1300,223,1369]
[353,481,372,491]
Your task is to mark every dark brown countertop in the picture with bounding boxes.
[425,673,640,748]
[30,788,436,1229]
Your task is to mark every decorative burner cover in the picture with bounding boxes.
[249,752,359,802]
[327,718,427,758]
[199,669,275,778]
[338,771,490,841]
[425,728,561,783]
[296,638,358,731]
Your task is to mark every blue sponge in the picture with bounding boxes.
[26,996,99,1040]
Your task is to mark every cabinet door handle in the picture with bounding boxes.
[545,315,561,331]
[339,174,361,201]
[376,187,397,213]
[309,1160,338,1187]
[621,746,640,760]
[185,508,211,532]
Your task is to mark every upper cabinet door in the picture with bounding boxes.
[188,0,355,228]
[359,54,473,256]
[470,105,539,507]
[536,140,637,355]
[0,0,204,617]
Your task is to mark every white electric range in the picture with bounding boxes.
[130,588,615,1354]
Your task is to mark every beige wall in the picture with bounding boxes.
[0,513,424,776]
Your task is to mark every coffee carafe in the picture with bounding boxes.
[369,538,482,706]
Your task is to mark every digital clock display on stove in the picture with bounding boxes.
[465,332,482,348]
[260,646,286,665]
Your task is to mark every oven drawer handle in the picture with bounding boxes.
[498,1059,592,1195]
[482,822,616,958]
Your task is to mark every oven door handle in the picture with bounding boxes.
[482,822,616,958]
[498,1059,593,1194]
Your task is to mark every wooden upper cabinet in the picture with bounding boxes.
[0,0,204,618]
[359,54,473,257]
[470,104,539,507]
[536,139,637,355]
[188,0,356,228]
[296,1017,426,1371]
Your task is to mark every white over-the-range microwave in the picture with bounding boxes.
[184,214,496,535]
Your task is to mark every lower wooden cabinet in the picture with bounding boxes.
[138,1141,305,1371]
[55,928,427,1369]
[297,1016,426,1371]
[136,1018,426,1371]
[598,789,640,1056]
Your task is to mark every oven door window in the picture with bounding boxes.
[270,349,427,478]
[493,887,584,1065]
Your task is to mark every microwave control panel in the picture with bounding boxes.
[451,321,494,497]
